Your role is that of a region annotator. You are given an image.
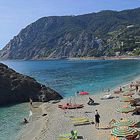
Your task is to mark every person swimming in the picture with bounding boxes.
[21,118,28,124]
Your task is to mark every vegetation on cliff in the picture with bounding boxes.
[0,8,140,59]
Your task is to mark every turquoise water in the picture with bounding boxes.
[2,59,140,97]
[0,103,29,140]
[1,59,140,139]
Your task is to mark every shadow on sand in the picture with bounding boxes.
[87,102,100,106]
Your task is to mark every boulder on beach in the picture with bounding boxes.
[0,63,63,106]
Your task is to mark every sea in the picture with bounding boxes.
[0,59,140,140]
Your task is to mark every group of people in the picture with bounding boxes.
[23,97,101,130]
[93,82,140,129]
[87,97,100,129]
[115,81,139,94]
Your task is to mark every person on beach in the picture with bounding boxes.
[75,91,79,96]
[119,86,122,92]
[135,84,139,92]
[87,97,94,105]
[95,110,100,129]
[22,118,28,124]
[130,82,134,89]
[29,98,33,107]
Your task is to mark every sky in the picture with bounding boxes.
[0,0,140,49]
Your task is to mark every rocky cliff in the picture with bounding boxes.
[0,63,62,105]
[0,8,140,59]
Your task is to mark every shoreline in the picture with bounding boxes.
[0,56,140,61]
[18,75,140,140]
[1,58,140,140]
[68,56,140,61]
[17,102,45,140]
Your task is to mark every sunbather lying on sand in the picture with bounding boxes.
[87,97,94,105]
[101,94,112,100]
[114,86,122,94]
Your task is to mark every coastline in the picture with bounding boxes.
[68,56,140,61]
[0,60,139,140]
[1,56,140,61]
[18,76,140,140]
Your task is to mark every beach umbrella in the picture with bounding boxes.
[123,92,135,97]
[111,126,138,138]
[113,119,136,127]
[120,96,134,102]
[116,106,135,114]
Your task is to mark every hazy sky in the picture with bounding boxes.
[0,0,140,49]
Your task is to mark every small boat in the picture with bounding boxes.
[58,103,84,109]
[79,91,89,95]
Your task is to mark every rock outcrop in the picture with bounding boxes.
[0,8,140,59]
[0,63,62,106]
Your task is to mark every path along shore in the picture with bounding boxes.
[18,79,140,140]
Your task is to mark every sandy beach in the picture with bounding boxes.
[68,56,140,61]
[18,80,140,140]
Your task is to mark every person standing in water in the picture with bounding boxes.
[75,91,79,96]
[23,118,28,124]
[95,110,100,129]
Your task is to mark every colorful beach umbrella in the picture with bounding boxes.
[123,92,135,97]
[113,119,136,127]
[120,96,134,102]
[116,106,135,114]
[111,126,138,138]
